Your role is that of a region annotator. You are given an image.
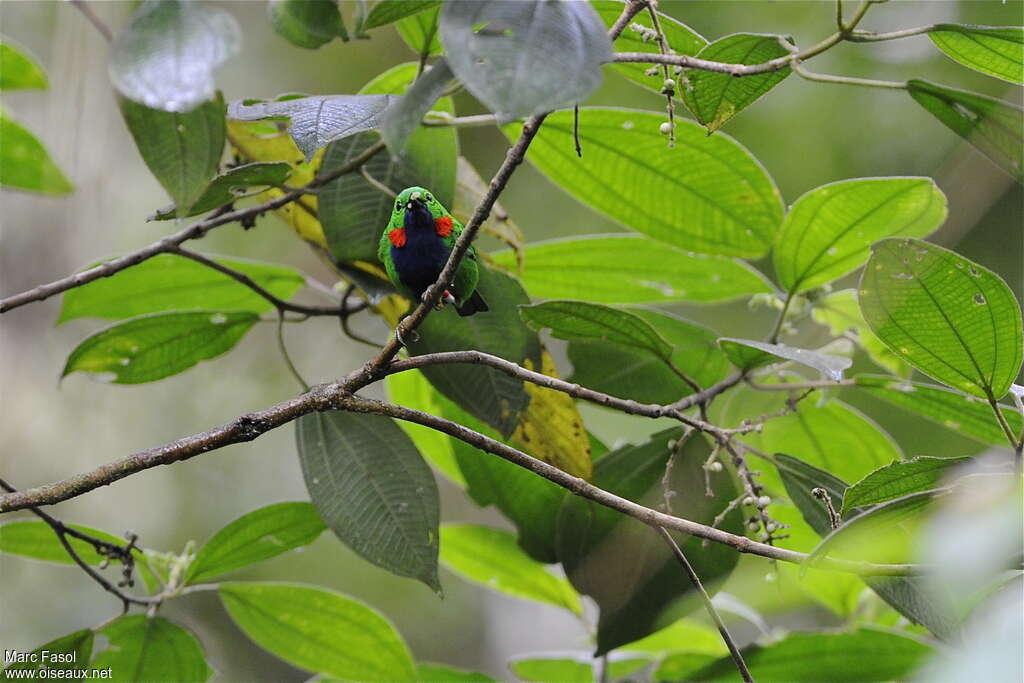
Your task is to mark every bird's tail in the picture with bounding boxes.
[456,289,489,317]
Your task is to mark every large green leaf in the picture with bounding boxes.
[1,630,93,679]
[58,253,305,323]
[439,524,581,613]
[0,39,47,90]
[841,457,972,515]
[61,311,258,384]
[618,619,728,657]
[395,5,442,56]
[687,628,932,682]
[510,658,593,683]
[269,0,347,48]
[362,0,441,29]
[385,370,464,487]
[907,80,1023,183]
[491,234,772,304]
[929,25,1023,84]
[220,582,416,682]
[509,109,783,258]
[416,663,496,683]
[0,521,126,565]
[774,178,947,293]
[557,428,742,654]
[522,300,674,361]
[854,375,1023,445]
[296,410,440,592]
[0,112,72,194]
[718,338,852,381]
[441,0,611,121]
[109,0,240,112]
[185,502,326,584]
[859,238,1024,399]
[569,308,729,404]
[150,161,292,219]
[592,0,706,96]
[91,616,211,683]
[683,33,791,132]
[120,95,225,214]
[812,290,909,376]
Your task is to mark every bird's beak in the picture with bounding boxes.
[406,195,427,211]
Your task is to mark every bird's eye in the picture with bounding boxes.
[425,194,432,202]
[395,202,400,211]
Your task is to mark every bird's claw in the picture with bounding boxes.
[422,289,457,311]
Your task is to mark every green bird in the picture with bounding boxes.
[378,186,489,317]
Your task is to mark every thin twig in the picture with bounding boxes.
[792,61,907,90]
[276,313,310,391]
[361,166,398,199]
[69,0,113,43]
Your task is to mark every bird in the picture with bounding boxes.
[378,186,489,319]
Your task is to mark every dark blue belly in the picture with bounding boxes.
[391,232,451,297]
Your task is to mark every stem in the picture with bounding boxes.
[988,398,1022,473]
[276,313,310,391]
[847,25,942,42]
[767,294,795,343]
[792,62,908,90]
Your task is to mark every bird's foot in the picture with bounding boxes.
[395,326,420,346]
[422,289,457,310]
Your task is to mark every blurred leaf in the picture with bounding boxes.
[683,33,791,132]
[0,39,47,90]
[396,5,443,56]
[269,0,347,48]
[841,457,972,515]
[0,520,126,565]
[557,428,742,654]
[228,94,396,162]
[385,370,465,488]
[92,615,211,683]
[812,290,909,376]
[381,59,454,157]
[151,162,293,220]
[509,109,783,258]
[0,112,72,194]
[774,178,947,293]
[929,25,1023,84]
[592,0,706,96]
[687,628,932,682]
[588,431,609,461]
[220,582,417,681]
[569,308,729,404]
[62,311,258,384]
[58,253,304,323]
[416,663,496,683]
[362,0,441,29]
[510,657,592,683]
[441,0,611,122]
[907,79,1023,183]
[120,94,224,215]
[454,156,524,263]
[185,502,326,584]
[859,238,1024,399]
[718,338,852,381]
[853,375,1023,445]
[1,629,93,679]
[655,653,721,682]
[109,0,240,112]
[297,410,440,592]
[776,453,850,536]
[491,235,772,304]
[439,524,581,613]
[618,619,728,656]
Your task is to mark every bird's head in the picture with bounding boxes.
[394,186,444,231]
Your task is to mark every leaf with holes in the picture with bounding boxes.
[859,238,1024,399]
[774,177,947,293]
[296,410,440,591]
[269,0,347,48]
[812,289,909,376]
[929,25,1023,84]
[91,616,210,683]
[717,338,852,381]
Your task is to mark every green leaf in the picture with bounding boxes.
[0,520,126,565]
[718,338,852,381]
[220,582,416,682]
[150,161,292,219]
[1,630,93,679]
[185,502,326,584]
[522,299,674,361]
[683,33,791,132]
[441,0,611,122]
[812,290,909,376]
[510,657,593,683]
[318,62,456,263]
[859,238,1024,399]
[296,410,441,592]
[92,615,211,683]
[120,95,224,214]
[491,235,772,304]
[110,0,240,112]
[396,5,442,56]
[592,0,706,96]
[416,663,496,683]
[774,178,947,293]
[569,308,729,404]
[439,524,581,614]
[687,628,931,682]
[61,310,259,384]
[228,94,395,162]
[619,619,728,656]
[0,113,72,194]
[0,39,47,90]
[509,109,783,258]
[269,0,347,48]
[776,454,850,536]
[362,0,441,29]
[58,253,305,323]
[841,456,972,515]
[381,59,454,157]
[929,25,1023,84]
[853,375,1023,445]
[655,654,721,682]
[907,79,1023,183]
[557,428,742,654]
[385,370,464,487]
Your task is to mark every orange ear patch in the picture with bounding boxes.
[435,215,453,237]
[388,228,406,247]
